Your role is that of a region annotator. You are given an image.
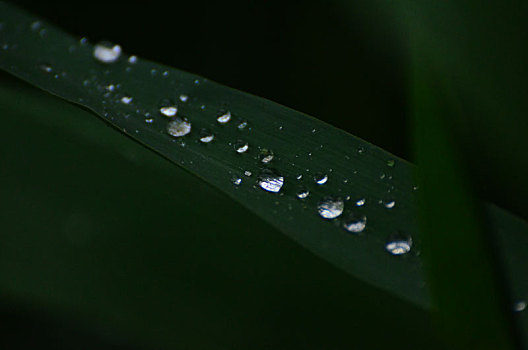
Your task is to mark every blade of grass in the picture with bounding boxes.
[0,1,527,322]
[412,59,521,349]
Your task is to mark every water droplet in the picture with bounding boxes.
[244,170,252,177]
[514,300,527,312]
[384,200,396,209]
[30,21,42,31]
[40,63,52,73]
[145,118,154,124]
[179,94,188,102]
[159,98,177,117]
[317,197,344,219]
[128,55,137,64]
[199,129,214,143]
[232,177,242,186]
[237,120,248,130]
[162,70,169,76]
[387,159,395,167]
[259,149,274,163]
[357,147,364,154]
[343,214,367,233]
[296,174,303,180]
[79,37,88,45]
[121,95,133,104]
[356,198,365,207]
[167,117,191,137]
[258,169,284,193]
[217,111,231,124]
[296,188,310,199]
[234,140,249,153]
[93,42,122,64]
[385,233,412,255]
[105,84,115,92]
[314,173,328,185]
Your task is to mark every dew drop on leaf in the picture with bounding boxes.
[317,197,344,219]
[166,118,191,137]
[259,149,274,163]
[120,95,133,104]
[384,200,396,209]
[296,188,310,199]
[342,214,367,233]
[128,55,137,64]
[232,176,242,186]
[93,42,122,64]
[356,198,366,207]
[244,170,252,177]
[514,300,527,312]
[385,233,412,255]
[159,98,177,117]
[258,169,284,193]
[199,129,214,143]
[217,111,231,124]
[179,94,188,102]
[314,173,328,185]
[234,140,249,153]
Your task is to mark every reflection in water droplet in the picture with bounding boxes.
[232,177,242,186]
[514,300,527,312]
[128,55,137,64]
[217,111,231,124]
[167,118,191,137]
[105,84,115,91]
[385,233,412,255]
[314,173,328,185]
[260,149,274,163]
[384,200,396,209]
[343,214,367,233]
[235,140,249,153]
[179,94,188,102]
[145,118,154,124]
[159,98,177,117]
[244,170,252,177]
[121,96,133,104]
[296,188,310,199]
[93,42,122,63]
[258,169,284,193]
[199,129,214,143]
[317,197,344,219]
[356,198,365,207]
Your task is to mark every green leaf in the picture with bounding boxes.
[0,2,527,346]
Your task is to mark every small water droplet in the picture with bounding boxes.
[296,188,310,199]
[244,170,252,177]
[317,197,344,219]
[40,63,52,73]
[162,70,169,76]
[387,159,395,167]
[128,55,137,64]
[314,173,328,185]
[385,233,412,255]
[145,118,154,124]
[79,37,88,45]
[167,117,191,137]
[234,140,249,153]
[259,149,274,163]
[151,68,157,75]
[258,169,284,193]
[357,147,364,154]
[343,214,367,233]
[121,95,133,104]
[159,98,177,117]
[93,42,122,63]
[356,198,365,207]
[199,129,215,143]
[30,21,42,31]
[296,174,303,180]
[237,120,248,130]
[514,300,527,312]
[179,94,188,102]
[217,111,231,124]
[384,200,396,209]
[105,84,115,91]
[232,177,242,186]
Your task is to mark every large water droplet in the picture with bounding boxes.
[296,188,310,199]
[93,42,122,63]
[234,140,249,153]
[259,149,274,164]
[514,300,527,312]
[217,111,231,124]
[199,128,214,143]
[258,169,284,193]
[317,197,344,219]
[159,98,177,117]
[385,233,412,255]
[343,214,367,233]
[314,173,328,185]
[167,118,191,137]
